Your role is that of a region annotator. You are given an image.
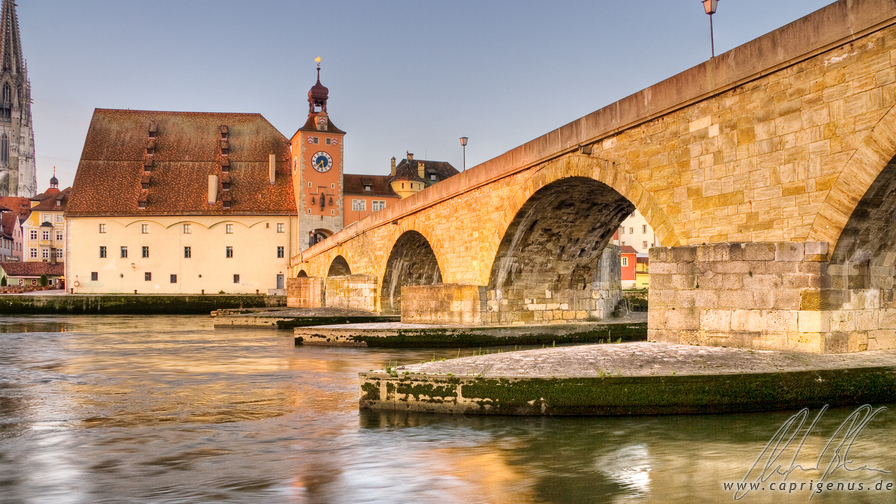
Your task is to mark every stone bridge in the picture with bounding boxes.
[291,0,896,353]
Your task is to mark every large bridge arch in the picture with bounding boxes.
[481,154,678,284]
[327,255,352,277]
[380,230,444,315]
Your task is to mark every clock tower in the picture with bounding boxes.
[291,59,346,250]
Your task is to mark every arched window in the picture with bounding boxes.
[1,134,8,164]
[0,83,10,120]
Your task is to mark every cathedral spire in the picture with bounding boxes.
[0,0,24,76]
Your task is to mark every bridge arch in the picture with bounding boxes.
[327,255,352,277]
[810,104,896,247]
[296,270,308,278]
[380,230,443,315]
[486,173,635,322]
[482,154,677,285]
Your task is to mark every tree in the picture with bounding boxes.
[39,274,48,287]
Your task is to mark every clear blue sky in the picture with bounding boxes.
[17,0,833,190]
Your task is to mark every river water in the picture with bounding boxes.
[0,315,894,503]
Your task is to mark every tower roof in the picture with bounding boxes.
[307,60,329,114]
[0,0,24,75]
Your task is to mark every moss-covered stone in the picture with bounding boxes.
[0,294,285,315]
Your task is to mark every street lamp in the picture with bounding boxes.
[702,0,719,58]
[459,136,468,171]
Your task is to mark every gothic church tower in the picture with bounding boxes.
[0,0,35,196]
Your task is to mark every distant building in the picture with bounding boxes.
[343,154,458,226]
[65,110,296,294]
[620,245,637,288]
[0,203,21,260]
[22,172,70,263]
[612,208,658,288]
[0,0,36,196]
[0,261,64,288]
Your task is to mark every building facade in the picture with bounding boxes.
[66,110,297,294]
[0,0,36,197]
[22,173,70,263]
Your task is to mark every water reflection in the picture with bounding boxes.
[0,315,893,503]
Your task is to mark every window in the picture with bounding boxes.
[352,199,366,211]
[233,274,240,284]
[364,185,371,191]
[226,246,233,258]
[184,246,191,258]
[42,231,49,241]
[372,200,386,211]
[99,223,106,233]
[141,224,149,234]
[56,249,63,259]
[276,223,285,233]
[309,137,318,144]
[56,231,63,241]
[145,272,152,281]
[183,223,191,234]
[622,257,629,267]
[277,246,284,258]
[170,274,177,284]
[643,241,648,249]
[99,246,106,258]
[42,249,49,259]
[226,224,233,234]
[56,214,63,223]
[642,225,647,234]
[30,230,37,240]
[29,248,36,258]
[629,227,634,234]
[619,227,624,235]
[121,246,128,258]
[430,174,436,181]
[91,272,98,281]
[142,246,149,258]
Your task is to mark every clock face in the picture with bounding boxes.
[312,151,333,172]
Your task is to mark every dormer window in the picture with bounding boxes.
[222,182,230,191]
[430,174,436,181]
[364,185,371,192]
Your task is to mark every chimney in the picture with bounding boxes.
[390,157,396,177]
[269,153,276,185]
[208,175,218,204]
[417,161,424,179]
[407,152,414,161]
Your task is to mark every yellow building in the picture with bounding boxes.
[23,174,70,263]
[65,110,297,294]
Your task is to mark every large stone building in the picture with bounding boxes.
[65,110,297,294]
[0,0,36,197]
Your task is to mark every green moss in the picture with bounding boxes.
[0,294,284,315]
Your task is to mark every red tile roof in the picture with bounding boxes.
[66,109,296,216]
[391,157,459,185]
[0,261,64,277]
[620,245,638,254]
[30,187,71,213]
[343,174,398,197]
[0,196,30,220]
[0,211,16,238]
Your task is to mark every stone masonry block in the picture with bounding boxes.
[879,309,896,329]
[671,247,697,263]
[798,311,830,333]
[701,310,732,331]
[744,243,776,261]
[802,241,829,261]
[775,242,804,262]
[763,310,799,332]
[731,309,764,332]
[867,330,896,351]
[696,243,731,262]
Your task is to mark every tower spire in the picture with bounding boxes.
[0,0,24,75]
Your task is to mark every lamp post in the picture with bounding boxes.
[459,136,468,171]
[702,0,719,58]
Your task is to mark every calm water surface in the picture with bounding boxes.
[0,315,894,503]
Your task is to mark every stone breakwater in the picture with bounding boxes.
[359,342,896,415]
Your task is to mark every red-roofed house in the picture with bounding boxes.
[0,204,21,261]
[23,172,71,263]
[620,245,637,288]
[0,261,64,288]
[65,109,297,294]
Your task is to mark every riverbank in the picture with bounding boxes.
[359,342,896,415]
[0,293,285,314]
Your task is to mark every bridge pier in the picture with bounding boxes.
[649,241,896,353]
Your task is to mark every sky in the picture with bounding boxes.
[15,0,835,190]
